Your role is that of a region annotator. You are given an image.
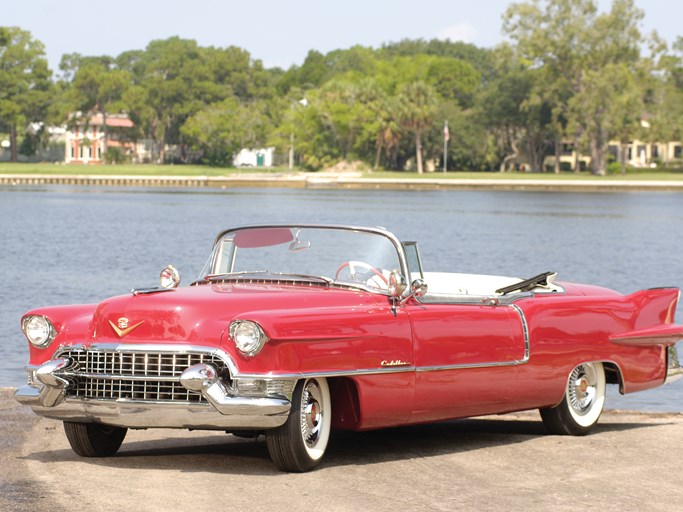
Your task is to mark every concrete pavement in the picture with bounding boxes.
[1,388,681,512]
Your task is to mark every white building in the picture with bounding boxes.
[233,147,275,168]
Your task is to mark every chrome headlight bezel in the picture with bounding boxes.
[21,315,57,348]
[229,320,269,357]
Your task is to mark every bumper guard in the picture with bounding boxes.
[14,360,292,430]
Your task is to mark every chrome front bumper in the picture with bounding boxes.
[14,361,292,430]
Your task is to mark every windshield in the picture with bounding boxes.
[199,226,404,292]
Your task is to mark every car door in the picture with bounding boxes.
[404,299,528,422]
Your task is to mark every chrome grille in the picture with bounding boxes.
[266,380,296,397]
[56,348,230,403]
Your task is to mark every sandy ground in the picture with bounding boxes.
[1,388,681,512]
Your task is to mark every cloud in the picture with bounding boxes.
[436,22,478,43]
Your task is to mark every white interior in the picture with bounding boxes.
[419,271,563,298]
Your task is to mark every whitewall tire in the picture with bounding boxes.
[540,362,606,436]
[266,377,331,472]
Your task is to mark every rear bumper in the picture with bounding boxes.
[14,361,292,430]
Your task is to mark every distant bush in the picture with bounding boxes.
[606,162,622,174]
[105,147,129,164]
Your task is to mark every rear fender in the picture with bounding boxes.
[610,288,683,348]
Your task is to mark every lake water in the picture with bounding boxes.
[1,184,681,412]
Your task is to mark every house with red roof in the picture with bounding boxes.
[65,113,135,164]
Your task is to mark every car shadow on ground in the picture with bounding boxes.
[22,415,671,475]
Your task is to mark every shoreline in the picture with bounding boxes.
[2,172,683,192]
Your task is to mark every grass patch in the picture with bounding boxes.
[1,162,682,181]
[361,169,683,180]
[0,162,293,176]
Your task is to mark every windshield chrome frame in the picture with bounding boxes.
[203,224,410,294]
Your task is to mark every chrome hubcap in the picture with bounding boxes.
[568,364,597,415]
[300,380,324,448]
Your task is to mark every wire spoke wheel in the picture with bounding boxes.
[301,380,325,449]
[540,361,606,436]
[568,364,599,415]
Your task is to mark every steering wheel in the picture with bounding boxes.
[335,260,389,285]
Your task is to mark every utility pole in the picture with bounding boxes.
[288,131,294,170]
[288,98,308,170]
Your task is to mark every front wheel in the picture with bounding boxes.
[540,362,606,436]
[266,377,331,472]
[63,421,127,457]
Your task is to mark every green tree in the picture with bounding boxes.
[476,46,553,172]
[296,50,329,90]
[649,37,683,164]
[425,57,480,107]
[325,45,377,78]
[398,81,438,174]
[439,101,496,171]
[115,37,270,163]
[504,0,651,175]
[0,27,51,161]
[274,91,336,170]
[379,39,495,79]
[181,96,271,166]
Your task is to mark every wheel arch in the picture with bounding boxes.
[328,377,361,430]
[602,361,624,394]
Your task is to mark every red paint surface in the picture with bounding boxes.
[21,280,681,429]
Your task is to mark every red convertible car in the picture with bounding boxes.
[15,224,683,471]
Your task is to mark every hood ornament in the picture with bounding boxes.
[109,317,144,338]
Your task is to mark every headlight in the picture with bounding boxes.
[21,315,57,348]
[229,320,268,357]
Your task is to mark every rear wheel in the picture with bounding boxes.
[63,421,127,457]
[266,377,331,472]
[540,362,606,436]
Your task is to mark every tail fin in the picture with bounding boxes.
[610,287,682,347]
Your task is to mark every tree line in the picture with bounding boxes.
[1,0,682,174]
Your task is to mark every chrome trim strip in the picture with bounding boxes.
[59,372,182,382]
[208,277,394,297]
[416,292,536,306]
[236,365,416,380]
[417,361,518,372]
[511,304,531,362]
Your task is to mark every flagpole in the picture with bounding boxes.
[443,121,449,173]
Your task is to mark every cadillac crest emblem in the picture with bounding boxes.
[109,317,144,338]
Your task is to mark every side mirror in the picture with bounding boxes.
[388,271,428,302]
[160,265,181,289]
[409,279,428,299]
[389,270,407,298]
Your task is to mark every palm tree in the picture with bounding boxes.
[398,81,437,174]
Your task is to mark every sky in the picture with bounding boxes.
[3,0,681,72]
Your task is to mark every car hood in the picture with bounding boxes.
[89,282,381,346]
